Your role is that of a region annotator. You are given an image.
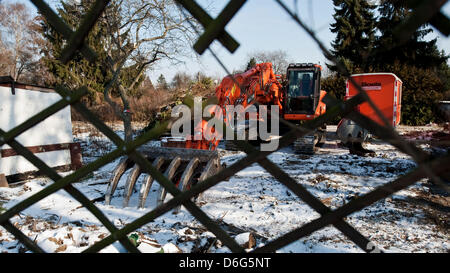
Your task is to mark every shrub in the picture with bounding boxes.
[321,74,346,101]
[71,89,172,123]
[321,75,346,124]
[388,63,445,125]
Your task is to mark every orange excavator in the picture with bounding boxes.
[219,62,327,153]
[168,62,327,153]
[104,62,328,208]
[104,63,402,209]
[182,65,403,156]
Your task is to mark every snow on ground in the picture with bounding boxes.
[0,122,448,253]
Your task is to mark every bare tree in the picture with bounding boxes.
[247,50,291,75]
[101,0,196,142]
[0,3,42,82]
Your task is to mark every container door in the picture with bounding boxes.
[393,81,398,127]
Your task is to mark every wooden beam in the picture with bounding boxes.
[1,143,71,158]
[0,173,9,188]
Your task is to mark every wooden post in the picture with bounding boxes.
[0,173,8,188]
[69,143,83,170]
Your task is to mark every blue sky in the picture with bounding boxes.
[148,0,450,83]
[16,0,450,84]
[149,0,342,81]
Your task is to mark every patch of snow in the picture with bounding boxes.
[0,123,447,253]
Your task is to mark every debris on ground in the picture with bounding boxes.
[0,123,448,253]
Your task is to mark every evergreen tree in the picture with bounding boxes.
[41,0,146,103]
[157,74,168,90]
[40,0,112,104]
[374,0,448,70]
[373,1,449,125]
[328,0,376,74]
[326,0,449,125]
[246,57,257,71]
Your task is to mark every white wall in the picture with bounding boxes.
[0,150,72,175]
[0,86,74,176]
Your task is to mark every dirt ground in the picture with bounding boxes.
[0,122,448,253]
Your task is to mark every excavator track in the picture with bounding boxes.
[224,140,240,151]
[292,128,326,155]
[224,140,258,151]
[293,135,316,154]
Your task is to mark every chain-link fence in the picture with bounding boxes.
[0,0,449,253]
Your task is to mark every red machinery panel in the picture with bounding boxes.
[346,73,402,127]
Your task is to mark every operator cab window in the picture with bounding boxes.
[287,70,315,114]
[288,71,314,98]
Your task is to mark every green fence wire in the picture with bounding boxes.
[0,0,449,253]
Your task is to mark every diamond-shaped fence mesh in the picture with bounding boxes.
[0,0,449,253]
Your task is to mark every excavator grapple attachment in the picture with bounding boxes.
[104,145,221,209]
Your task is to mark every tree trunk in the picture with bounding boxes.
[123,112,133,143]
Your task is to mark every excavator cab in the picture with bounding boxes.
[283,63,327,154]
[285,63,321,115]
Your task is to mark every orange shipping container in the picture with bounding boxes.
[346,73,403,127]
